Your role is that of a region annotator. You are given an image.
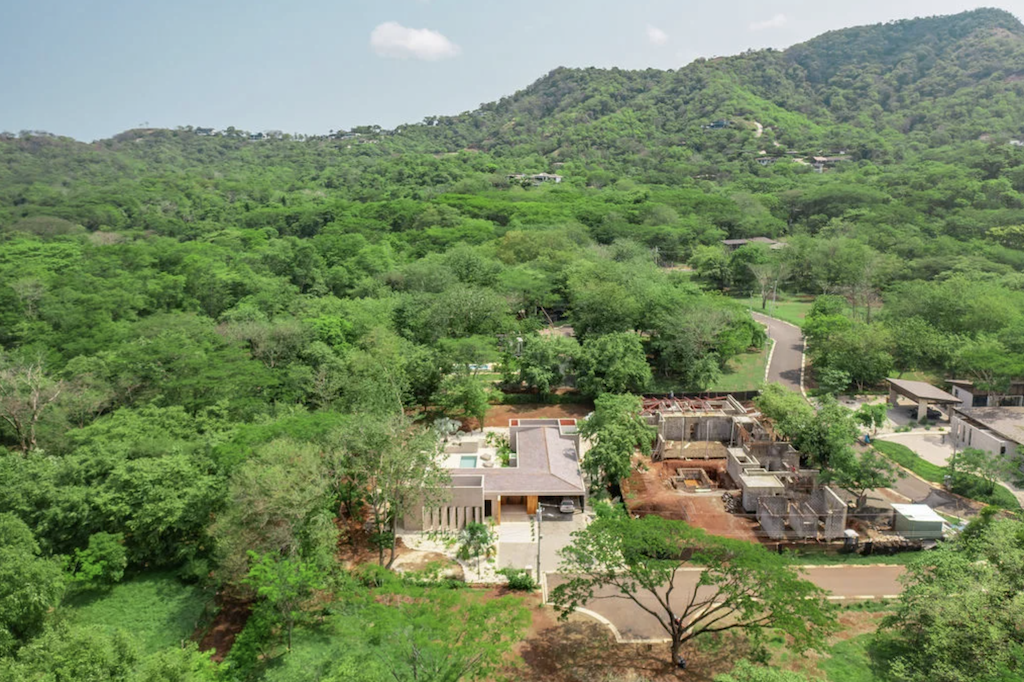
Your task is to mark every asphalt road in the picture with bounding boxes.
[546,564,905,641]
[751,311,804,393]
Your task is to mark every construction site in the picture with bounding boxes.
[621,396,860,547]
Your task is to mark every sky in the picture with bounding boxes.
[2,1,1022,141]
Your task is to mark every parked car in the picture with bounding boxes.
[559,498,576,514]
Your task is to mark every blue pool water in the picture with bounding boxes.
[460,455,478,468]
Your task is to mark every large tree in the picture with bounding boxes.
[341,415,450,567]
[574,332,652,398]
[551,506,837,665]
[578,393,655,489]
[883,517,1024,682]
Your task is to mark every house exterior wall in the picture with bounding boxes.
[950,414,1012,456]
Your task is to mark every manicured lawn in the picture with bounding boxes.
[734,293,816,328]
[648,344,770,395]
[710,344,770,392]
[66,571,212,655]
[872,440,945,482]
[785,550,917,566]
[874,440,1021,510]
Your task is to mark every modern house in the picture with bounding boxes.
[194,127,215,136]
[403,419,586,531]
[811,155,850,173]
[947,379,1024,409]
[721,237,785,252]
[507,173,563,185]
[950,406,1024,457]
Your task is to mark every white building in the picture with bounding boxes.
[950,406,1024,457]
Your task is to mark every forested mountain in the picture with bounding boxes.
[2,8,1024,682]
[400,7,1024,161]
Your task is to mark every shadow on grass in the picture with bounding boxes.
[515,619,747,681]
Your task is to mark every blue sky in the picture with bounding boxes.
[1,1,1020,141]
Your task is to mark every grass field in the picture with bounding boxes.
[820,634,885,682]
[734,293,816,328]
[874,440,1021,510]
[648,344,770,395]
[66,571,212,655]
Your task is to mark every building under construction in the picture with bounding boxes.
[638,396,848,542]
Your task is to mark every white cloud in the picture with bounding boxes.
[370,22,461,61]
[749,14,787,31]
[646,24,668,46]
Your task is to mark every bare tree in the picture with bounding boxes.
[0,358,64,452]
[749,260,791,310]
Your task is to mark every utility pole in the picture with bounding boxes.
[535,508,542,582]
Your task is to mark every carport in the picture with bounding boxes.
[886,378,959,422]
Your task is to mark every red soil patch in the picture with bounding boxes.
[197,595,252,662]
[484,402,593,427]
[623,456,761,543]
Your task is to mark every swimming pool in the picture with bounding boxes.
[459,455,478,468]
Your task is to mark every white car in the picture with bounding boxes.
[559,498,576,514]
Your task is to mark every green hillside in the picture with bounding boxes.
[2,8,1024,682]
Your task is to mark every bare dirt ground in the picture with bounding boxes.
[390,550,465,580]
[776,610,891,678]
[485,402,594,427]
[196,595,253,662]
[510,595,749,681]
[623,456,761,543]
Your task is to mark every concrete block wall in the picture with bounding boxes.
[811,486,847,540]
[757,497,788,540]
[788,501,818,539]
[727,450,759,483]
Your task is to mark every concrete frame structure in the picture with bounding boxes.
[886,378,960,422]
[404,419,586,532]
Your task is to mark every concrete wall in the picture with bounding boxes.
[405,477,483,531]
[788,501,818,539]
[444,441,479,454]
[951,414,1012,456]
[727,450,759,484]
[893,513,944,540]
[741,474,785,513]
[811,486,848,540]
[757,497,788,540]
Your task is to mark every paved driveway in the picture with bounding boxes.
[545,564,905,641]
[751,312,804,393]
[498,510,590,576]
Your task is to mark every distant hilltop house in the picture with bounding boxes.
[756,156,782,167]
[248,132,265,141]
[811,155,850,173]
[508,173,563,185]
[704,119,732,130]
[194,127,215,136]
[721,237,786,252]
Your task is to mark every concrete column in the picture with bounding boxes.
[917,400,927,422]
[889,386,899,407]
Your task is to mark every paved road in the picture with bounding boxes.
[546,564,905,641]
[751,312,804,393]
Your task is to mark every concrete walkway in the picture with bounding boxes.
[545,564,905,642]
[750,312,804,394]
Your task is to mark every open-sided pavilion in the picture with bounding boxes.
[886,378,960,422]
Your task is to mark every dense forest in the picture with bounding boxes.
[1,7,1024,682]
